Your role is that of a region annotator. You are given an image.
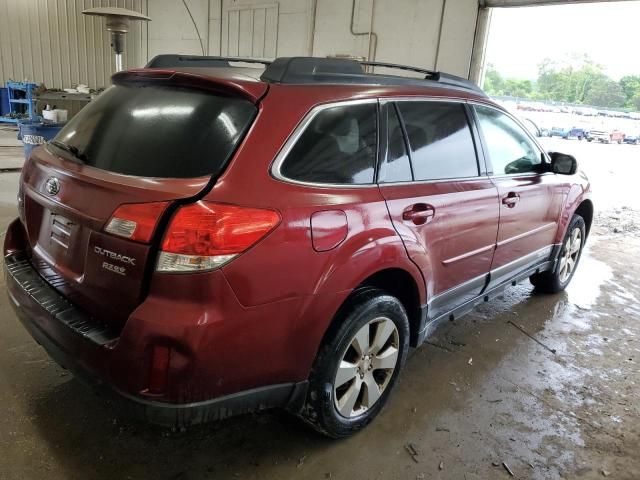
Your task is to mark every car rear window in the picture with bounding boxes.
[52,85,256,178]
[279,102,377,185]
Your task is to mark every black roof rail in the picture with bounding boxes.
[360,60,440,80]
[145,54,272,69]
[260,57,363,82]
[260,57,486,95]
[145,55,485,96]
[360,60,485,95]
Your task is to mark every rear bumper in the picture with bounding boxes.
[3,208,316,426]
[4,252,308,427]
[4,255,307,427]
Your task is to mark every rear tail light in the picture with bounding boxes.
[157,201,281,273]
[105,202,169,243]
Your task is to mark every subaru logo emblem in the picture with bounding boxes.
[44,177,60,196]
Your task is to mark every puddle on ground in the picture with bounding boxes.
[564,239,613,311]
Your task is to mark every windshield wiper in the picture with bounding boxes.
[49,140,89,163]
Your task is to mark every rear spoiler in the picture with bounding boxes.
[112,69,268,104]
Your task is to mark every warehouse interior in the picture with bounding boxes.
[1,0,639,479]
[0,0,480,88]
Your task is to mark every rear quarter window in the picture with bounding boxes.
[278,102,377,185]
[52,85,257,178]
[397,102,479,181]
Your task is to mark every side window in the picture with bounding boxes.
[396,102,479,181]
[381,104,412,183]
[475,105,542,175]
[280,103,377,185]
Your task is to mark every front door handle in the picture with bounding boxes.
[402,203,435,225]
[502,192,520,208]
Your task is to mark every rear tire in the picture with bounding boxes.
[299,288,410,438]
[530,215,586,293]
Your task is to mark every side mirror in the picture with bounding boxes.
[549,152,578,175]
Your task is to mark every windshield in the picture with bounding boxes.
[52,85,257,178]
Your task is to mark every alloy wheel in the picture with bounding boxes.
[333,317,400,418]
[558,227,582,283]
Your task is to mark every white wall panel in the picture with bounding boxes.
[436,0,479,76]
[220,0,478,77]
[0,0,483,86]
[221,2,278,58]
[147,0,209,59]
[0,0,147,90]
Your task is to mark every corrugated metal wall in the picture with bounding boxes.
[221,2,279,58]
[0,0,148,90]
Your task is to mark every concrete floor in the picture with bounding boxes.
[0,132,639,479]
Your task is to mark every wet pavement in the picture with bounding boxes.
[0,133,639,479]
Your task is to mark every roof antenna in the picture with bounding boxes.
[82,7,151,72]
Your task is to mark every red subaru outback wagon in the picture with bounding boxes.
[4,56,592,437]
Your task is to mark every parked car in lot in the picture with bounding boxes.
[623,133,640,145]
[3,56,593,437]
[550,126,586,140]
[574,107,599,116]
[587,129,625,143]
[610,130,625,143]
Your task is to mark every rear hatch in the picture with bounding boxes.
[19,71,263,329]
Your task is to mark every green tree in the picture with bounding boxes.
[483,64,505,95]
[537,58,565,100]
[536,55,608,104]
[483,65,533,98]
[620,75,640,108]
[484,54,640,110]
[502,78,533,97]
[584,78,626,108]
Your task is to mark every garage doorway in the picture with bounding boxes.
[478,0,640,214]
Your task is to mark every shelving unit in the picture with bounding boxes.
[0,81,39,124]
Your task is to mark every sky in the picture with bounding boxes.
[484,1,640,81]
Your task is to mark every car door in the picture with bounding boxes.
[378,100,500,321]
[472,104,566,288]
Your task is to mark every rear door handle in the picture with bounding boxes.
[502,192,520,208]
[402,203,435,225]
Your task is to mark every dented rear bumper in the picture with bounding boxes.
[3,218,308,427]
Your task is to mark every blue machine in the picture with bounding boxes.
[0,81,39,124]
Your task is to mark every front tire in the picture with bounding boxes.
[300,288,410,438]
[530,215,586,293]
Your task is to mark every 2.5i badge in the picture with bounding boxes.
[94,246,137,276]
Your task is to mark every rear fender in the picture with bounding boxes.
[313,228,426,303]
[295,229,426,376]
